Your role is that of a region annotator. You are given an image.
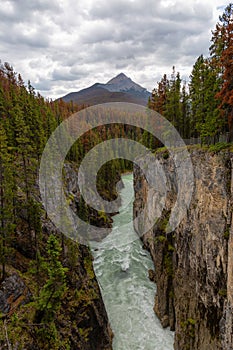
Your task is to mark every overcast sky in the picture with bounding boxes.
[0,0,230,99]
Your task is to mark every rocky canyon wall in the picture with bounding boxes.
[133,148,233,350]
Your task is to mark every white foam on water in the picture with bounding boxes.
[91,174,174,350]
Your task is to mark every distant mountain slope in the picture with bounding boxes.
[98,72,148,93]
[60,73,151,106]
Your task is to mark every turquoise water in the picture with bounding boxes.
[91,174,174,350]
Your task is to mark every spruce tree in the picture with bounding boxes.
[35,234,67,323]
[164,67,182,133]
[189,56,221,141]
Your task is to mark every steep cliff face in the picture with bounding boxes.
[64,162,122,242]
[133,148,233,350]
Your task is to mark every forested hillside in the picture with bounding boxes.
[149,3,233,143]
[0,62,116,349]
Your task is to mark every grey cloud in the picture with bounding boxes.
[88,0,211,25]
[35,80,52,91]
[79,22,116,44]
[14,0,61,12]
[0,2,54,49]
[51,69,77,82]
[4,31,50,48]
[88,0,161,21]
[115,61,131,70]
[2,0,62,22]
[49,53,79,68]
[76,1,213,71]
[52,66,89,82]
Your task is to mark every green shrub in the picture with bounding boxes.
[208,142,230,153]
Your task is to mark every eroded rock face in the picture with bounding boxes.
[133,149,233,350]
[0,273,31,315]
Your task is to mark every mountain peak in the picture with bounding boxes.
[117,72,128,78]
[105,73,147,93]
[107,73,129,85]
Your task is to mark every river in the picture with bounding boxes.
[91,174,174,350]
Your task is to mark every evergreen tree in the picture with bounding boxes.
[180,82,190,139]
[32,235,68,348]
[164,67,182,133]
[210,3,233,141]
[35,234,67,323]
[189,56,221,141]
